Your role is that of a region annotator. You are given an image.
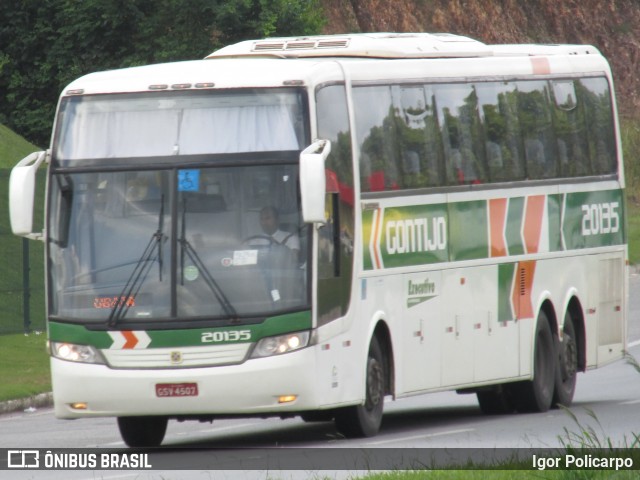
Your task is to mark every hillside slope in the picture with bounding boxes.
[321,0,640,117]
[0,124,39,168]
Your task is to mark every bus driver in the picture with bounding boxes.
[259,206,301,256]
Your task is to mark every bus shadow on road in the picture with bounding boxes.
[161,403,485,449]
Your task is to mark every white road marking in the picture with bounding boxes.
[364,428,475,446]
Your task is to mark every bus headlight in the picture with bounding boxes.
[251,331,310,358]
[51,342,105,365]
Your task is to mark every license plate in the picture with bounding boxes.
[155,382,198,397]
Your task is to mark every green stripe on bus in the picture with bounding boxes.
[48,310,311,349]
[377,203,449,268]
[362,209,375,271]
[497,263,516,323]
[562,189,625,250]
[49,322,113,348]
[505,197,525,256]
[547,194,563,252]
[361,188,625,271]
[448,200,488,261]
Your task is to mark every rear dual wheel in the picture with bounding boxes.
[511,309,578,413]
[553,312,578,407]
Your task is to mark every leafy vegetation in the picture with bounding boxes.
[0,0,325,146]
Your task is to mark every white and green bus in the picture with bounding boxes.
[10,33,627,447]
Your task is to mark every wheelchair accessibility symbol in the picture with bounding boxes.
[178,169,200,192]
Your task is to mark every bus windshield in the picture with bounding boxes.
[48,164,308,324]
[48,89,309,325]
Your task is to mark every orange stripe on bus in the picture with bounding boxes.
[372,209,383,269]
[531,57,551,75]
[489,198,508,257]
[523,195,545,254]
[513,260,536,320]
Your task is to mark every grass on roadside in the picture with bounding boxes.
[0,123,39,168]
[359,471,638,480]
[0,333,50,402]
[626,201,640,264]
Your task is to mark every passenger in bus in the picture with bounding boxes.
[449,140,480,184]
[524,137,546,176]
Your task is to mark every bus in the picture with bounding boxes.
[9,33,627,447]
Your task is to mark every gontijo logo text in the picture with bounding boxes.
[386,216,447,254]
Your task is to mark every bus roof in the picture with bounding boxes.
[206,32,601,59]
[207,32,493,59]
[62,33,608,96]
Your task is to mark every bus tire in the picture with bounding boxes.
[117,416,168,448]
[334,336,385,437]
[553,312,578,407]
[513,310,555,413]
[476,385,516,414]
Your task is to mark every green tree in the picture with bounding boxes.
[0,0,325,146]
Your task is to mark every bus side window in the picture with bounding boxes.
[396,85,444,188]
[316,84,355,326]
[317,192,340,279]
[354,86,401,191]
[476,82,526,182]
[579,77,617,175]
[552,80,591,178]
[517,81,557,179]
[435,84,487,185]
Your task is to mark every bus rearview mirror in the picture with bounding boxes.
[9,150,47,240]
[300,139,331,224]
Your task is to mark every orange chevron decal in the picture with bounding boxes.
[371,208,383,269]
[489,198,508,257]
[523,195,546,254]
[513,260,536,320]
[122,330,138,349]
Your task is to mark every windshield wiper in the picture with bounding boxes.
[107,196,165,327]
[179,200,239,321]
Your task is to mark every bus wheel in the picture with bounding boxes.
[335,337,385,437]
[513,310,555,413]
[553,313,578,407]
[476,385,515,414]
[117,416,168,447]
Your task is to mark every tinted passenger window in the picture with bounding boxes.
[579,77,617,175]
[354,76,617,193]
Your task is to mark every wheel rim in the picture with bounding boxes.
[365,356,384,411]
[560,332,578,381]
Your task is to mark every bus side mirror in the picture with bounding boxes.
[9,150,47,240]
[299,139,331,224]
